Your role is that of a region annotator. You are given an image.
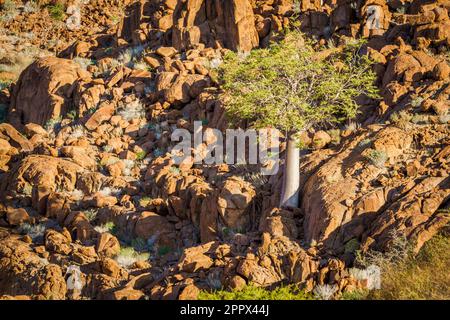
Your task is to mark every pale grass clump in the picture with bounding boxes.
[117,99,146,121]
[344,121,360,132]
[438,113,449,124]
[83,209,98,222]
[102,145,114,153]
[0,53,35,81]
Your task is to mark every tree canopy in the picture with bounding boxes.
[218,32,379,133]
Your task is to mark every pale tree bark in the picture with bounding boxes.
[279,133,300,208]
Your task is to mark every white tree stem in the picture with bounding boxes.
[280,134,300,208]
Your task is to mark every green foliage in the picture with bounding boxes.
[219,31,379,133]
[102,221,116,234]
[83,209,98,222]
[199,284,315,300]
[47,3,65,21]
[44,116,62,131]
[390,110,412,129]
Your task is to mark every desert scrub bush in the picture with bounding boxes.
[68,125,85,140]
[138,196,152,207]
[327,129,341,146]
[117,99,145,121]
[365,231,450,300]
[0,0,18,22]
[44,116,62,131]
[17,223,46,241]
[135,150,146,161]
[364,149,387,168]
[69,188,84,200]
[410,96,424,108]
[438,113,450,124]
[340,289,370,300]
[218,30,379,208]
[390,110,412,129]
[47,3,65,21]
[357,138,372,150]
[73,57,94,70]
[83,209,98,222]
[94,221,116,234]
[198,284,314,300]
[344,121,360,132]
[157,245,171,257]
[98,186,120,197]
[0,79,12,91]
[115,247,149,268]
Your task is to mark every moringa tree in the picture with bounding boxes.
[218,31,378,208]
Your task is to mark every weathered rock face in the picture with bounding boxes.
[9,57,90,128]
[0,238,67,299]
[300,124,449,254]
[171,0,259,51]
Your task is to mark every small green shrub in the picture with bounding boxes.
[0,0,18,22]
[390,110,412,129]
[83,209,98,222]
[357,138,372,150]
[158,246,171,256]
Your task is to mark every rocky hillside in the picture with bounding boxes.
[0,0,448,300]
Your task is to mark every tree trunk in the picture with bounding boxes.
[280,133,300,208]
